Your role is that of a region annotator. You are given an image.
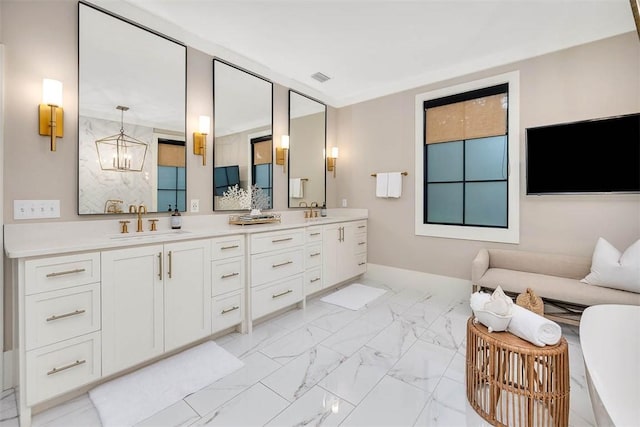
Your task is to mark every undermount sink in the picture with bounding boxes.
[109,229,193,240]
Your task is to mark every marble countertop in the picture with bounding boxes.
[4,209,368,259]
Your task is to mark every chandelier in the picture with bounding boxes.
[95,106,148,172]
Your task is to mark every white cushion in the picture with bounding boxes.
[581,238,640,293]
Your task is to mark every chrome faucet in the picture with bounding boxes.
[129,204,147,232]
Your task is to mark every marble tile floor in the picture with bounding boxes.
[0,274,595,426]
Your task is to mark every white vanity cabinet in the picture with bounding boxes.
[101,239,211,375]
[211,235,245,333]
[323,220,367,288]
[21,252,102,406]
[249,229,305,321]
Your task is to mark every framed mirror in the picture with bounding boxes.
[213,59,273,211]
[78,2,187,215]
[288,90,327,208]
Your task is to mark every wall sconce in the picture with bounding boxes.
[327,146,339,178]
[276,135,289,173]
[193,115,210,166]
[39,79,64,151]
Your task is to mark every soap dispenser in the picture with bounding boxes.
[321,202,327,217]
[171,207,182,229]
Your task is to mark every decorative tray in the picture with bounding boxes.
[228,213,281,226]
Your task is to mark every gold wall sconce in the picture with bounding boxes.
[39,79,63,151]
[193,115,210,166]
[276,135,289,173]
[327,146,339,178]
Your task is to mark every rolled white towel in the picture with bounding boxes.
[507,304,562,347]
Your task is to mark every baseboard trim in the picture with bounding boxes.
[364,263,472,289]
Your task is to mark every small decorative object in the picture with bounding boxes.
[228,212,281,226]
[170,207,182,229]
[516,287,544,316]
[219,184,271,212]
[472,311,512,333]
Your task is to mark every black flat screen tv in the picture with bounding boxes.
[526,113,640,194]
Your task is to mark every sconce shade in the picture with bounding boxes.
[42,79,63,106]
[281,135,290,150]
[95,106,148,172]
[198,115,210,134]
[331,147,339,159]
[276,135,289,173]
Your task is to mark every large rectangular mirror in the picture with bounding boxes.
[78,2,187,215]
[288,91,326,208]
[213,59,273,211]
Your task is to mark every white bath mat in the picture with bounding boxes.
[89,341,244,427]
[320,283,387,310]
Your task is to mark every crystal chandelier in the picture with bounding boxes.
[95,106,148,172]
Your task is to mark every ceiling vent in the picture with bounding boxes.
[311,72,331,83]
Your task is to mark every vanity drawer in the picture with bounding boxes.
[304,268,323,296]
[212,290,243,333]
[355,253,367,275]
[25,252,100,295]
[354,236,367,255]
[25,283,101,351]
[251,275,303,320]
[212,257,244,296]
[305,227,323,243]
[305,243,322,269]
[26,331,101,405]
[353,221,367,236]
[250,229,305,255]
[251,248,304,287]
[211,236,244,260]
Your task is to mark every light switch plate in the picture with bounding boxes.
[14,200,60,220]
[190,199,200,213]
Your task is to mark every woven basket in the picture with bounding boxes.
[516,288,544,316]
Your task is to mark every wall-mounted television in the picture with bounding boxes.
[214,165,240,196]
[526,113,640,194]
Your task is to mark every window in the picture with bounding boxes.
[157,139,186,212]
[415,72,519,243]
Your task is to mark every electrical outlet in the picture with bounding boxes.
[190,199,200,213]
[341,198,348,208]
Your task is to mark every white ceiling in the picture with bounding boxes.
[119,0,636,108]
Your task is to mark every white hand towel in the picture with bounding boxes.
[387,172,402,198]
[507,304,562,347]
[376,173,389,198]
[289,178,303,198]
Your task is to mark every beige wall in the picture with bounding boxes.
[336,32,640,280]
[0,0,315,223]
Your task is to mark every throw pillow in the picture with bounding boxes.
[581,238,640,293]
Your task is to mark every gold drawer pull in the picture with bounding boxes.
[221,306,240,315]
[46,268,86,278]
[310,277,321,283]
[310,252,321,257]
[272,289,293,299]
[221,272,240,279]
[221,245,239,250]
[272,260,293,268]
[358,262,366,266]
[272,237,293,243]
[358,225,366,229]
[358,242,366,245]
[310,232,321,236]
[46,309,86,322]
[47,359,86,376]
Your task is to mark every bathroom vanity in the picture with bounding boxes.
[5,210,367,426]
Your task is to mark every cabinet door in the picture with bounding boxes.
[101,245,164,375]
[322,223,341,288]
[164,240,211,351]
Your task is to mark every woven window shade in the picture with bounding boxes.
[158,143,185,167]
[253,140,272,165]
[426,93,507,144]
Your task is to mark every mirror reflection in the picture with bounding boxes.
[288,91,326,208]
[78,3,187,214]
[213,59,273,211]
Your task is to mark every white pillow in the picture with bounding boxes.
[581,238,640,293]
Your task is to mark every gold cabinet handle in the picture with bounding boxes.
[272,289,293,299]
[46,268,86,278]
[310,277,321,283]
[221,245,239,250]
[272,237,293,243]
[358,225,366,229]
[167,251,173,279]
[310,252,321,257]
[46,309,86,322]
[358,242,366,245]
[272,260,293,268]
[310,232,321,236]
[221,272,240,279]
[221,306,240,315]
[158,252,163,280]
[358,262,366,266]
[47,359,86,376]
